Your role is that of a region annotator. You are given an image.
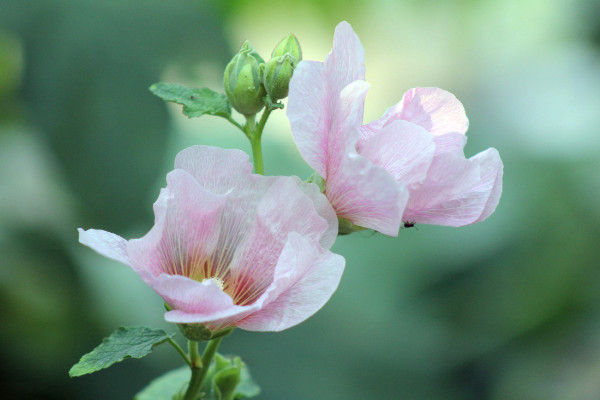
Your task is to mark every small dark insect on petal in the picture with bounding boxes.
[403,221,416,228]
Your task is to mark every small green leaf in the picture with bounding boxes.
[135,366,189,400]
[69,326,175,377]
[235,358,260,399]
[213,367,242,400]
[200,354,260,400]
[214,353,232,371]
[149,83,232,118]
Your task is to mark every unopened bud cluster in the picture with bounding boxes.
[224,34,302,115]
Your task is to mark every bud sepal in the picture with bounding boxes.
[263,54,296,101]
[271,33,302,64]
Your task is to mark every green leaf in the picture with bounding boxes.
[200,354,260,400]
[135,366,190,400]
[69,326,175,377]
[149,83,232,119]
[213,367,242,400]
[235,358,260,399]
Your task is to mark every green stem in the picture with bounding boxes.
[256,106,273,139]
[199,337,223,379]
[244,113,265,175]
[244,114,256,139]
[189,340,201,367]
[251,138,264,175]
[167,338,191,367]
[224,115,245,134]
[250,107,273,175]
[183,338,224,400]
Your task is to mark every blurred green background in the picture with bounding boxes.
[1,0,600,399]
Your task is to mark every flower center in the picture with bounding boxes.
[202,277,225,290]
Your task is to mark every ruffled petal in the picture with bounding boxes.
[78,228,130,266]
[293,177,338,250]
[255,177,330,248]
[361,88,469,143]
[327,150,408,236]
[433,132,467,156]
[359,120,435,191]
[128,169,225,278]
[174,145,254,195]
[236,232,345,332]
[471,148,503,223]
[226,177,330,305]
[397,87,469,136]
[403,148,502,226]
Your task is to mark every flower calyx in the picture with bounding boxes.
[177,323,235,342]
[337,217,368,235]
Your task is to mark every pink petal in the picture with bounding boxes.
[403,148,502,226]
[359,120,435,191]
[225,177,331,305]
[402,153,479,225]
[236,232,345,332]
[78,228,130,266]
[325,21,366,99]
[174,145,255,194]
[154,274,251,329]
[433,132,467,156]
[397,88,469,136]
[326,151,408,236]
[288,72,371,181]
[472,148,503,223]
[325,80,371,176]
[361,88,469,143]
[127,169,226,278]
[155,274,235,314]
[288,21,366,178]
[287,61,329,177]
[293,177,338,250]
[255,177,330,246]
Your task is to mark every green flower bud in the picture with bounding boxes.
[271,34,302,65]
[263,54,295,101]
[223,41,266,116]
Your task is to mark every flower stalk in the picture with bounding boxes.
[183,337,224,400]
[243,113,265,175]
[241,102,278,176]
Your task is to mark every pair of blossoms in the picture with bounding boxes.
[80,22,502,337]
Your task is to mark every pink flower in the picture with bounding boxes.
[287,22,503,234]
[79,145,344,332]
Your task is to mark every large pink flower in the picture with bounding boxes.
[287,21,503,233]
[79,145,344,332]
